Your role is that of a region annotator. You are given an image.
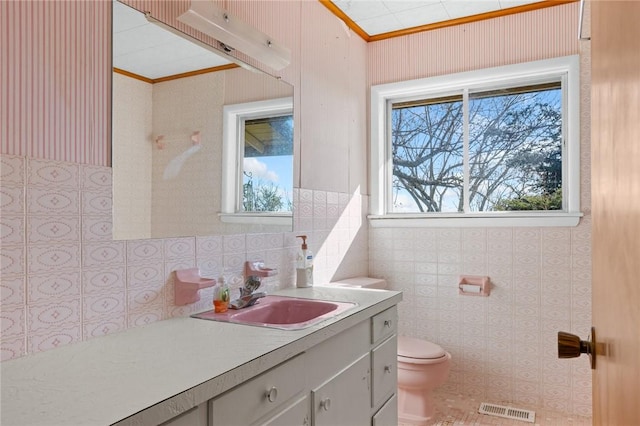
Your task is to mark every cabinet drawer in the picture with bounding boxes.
[372,335,397,408]
[372,394,398,426]
[311,353,371,426]
[371,306,397,344]
[261,394,309,426]
[211,353,306,426]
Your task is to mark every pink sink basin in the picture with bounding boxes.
[191,295,357,330]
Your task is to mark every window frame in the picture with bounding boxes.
[220,97,293,226]
[370,55,582,227]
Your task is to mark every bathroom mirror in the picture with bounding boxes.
[111,0,294,240]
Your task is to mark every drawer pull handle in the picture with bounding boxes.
[320,398,331,411]
[266,386,278,403]
[383,320,392,328]
[384,365,392,373]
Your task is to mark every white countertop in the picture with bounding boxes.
[0,287,401,426]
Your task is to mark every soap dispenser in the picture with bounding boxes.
[296,235,314,288]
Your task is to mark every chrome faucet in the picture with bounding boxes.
[229,276,266,309]
[229,261,277,309]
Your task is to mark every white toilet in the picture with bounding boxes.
[326,277,451,425]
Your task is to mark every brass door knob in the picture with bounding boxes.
[557,327,596,369]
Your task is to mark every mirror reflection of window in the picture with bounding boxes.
[221,96,293,225]
[112,1,295,238]
[242,115,294,213]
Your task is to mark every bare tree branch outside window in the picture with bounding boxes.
[391,83,562,213]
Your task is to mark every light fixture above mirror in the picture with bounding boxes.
[177,1,291,71]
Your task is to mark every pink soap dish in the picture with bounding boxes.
[174,268,216,305]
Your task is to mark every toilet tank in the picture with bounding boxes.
[327,277,388,289]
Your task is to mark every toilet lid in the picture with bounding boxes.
[398,336,446,359]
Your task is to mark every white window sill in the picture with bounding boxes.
[368,212,583,228]
[219,212,292,226]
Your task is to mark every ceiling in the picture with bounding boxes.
[326,0,571,40]
[112,1,232,81]
[113,0,570,80]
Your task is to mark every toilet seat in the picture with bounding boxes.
[398,336,447,363]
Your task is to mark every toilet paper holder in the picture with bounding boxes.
[458,275,490,296]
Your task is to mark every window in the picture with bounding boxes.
[221,97,293,225]
[370,56,581,227]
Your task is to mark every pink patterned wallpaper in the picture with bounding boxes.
[368,2,580,86]
[0,0,111,166]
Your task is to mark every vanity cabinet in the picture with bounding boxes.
[116,305,398,426]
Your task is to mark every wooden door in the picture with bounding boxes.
[591,1,640,424]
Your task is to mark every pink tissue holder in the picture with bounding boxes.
[458,275,491,296]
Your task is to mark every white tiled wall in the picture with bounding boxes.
[370,223,592,417]
[0,154,368,361]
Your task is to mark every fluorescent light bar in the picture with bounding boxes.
[177,1,291,70]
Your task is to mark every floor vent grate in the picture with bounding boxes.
[478,402,536,423]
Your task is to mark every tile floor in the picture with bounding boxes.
[399,390,592,426]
